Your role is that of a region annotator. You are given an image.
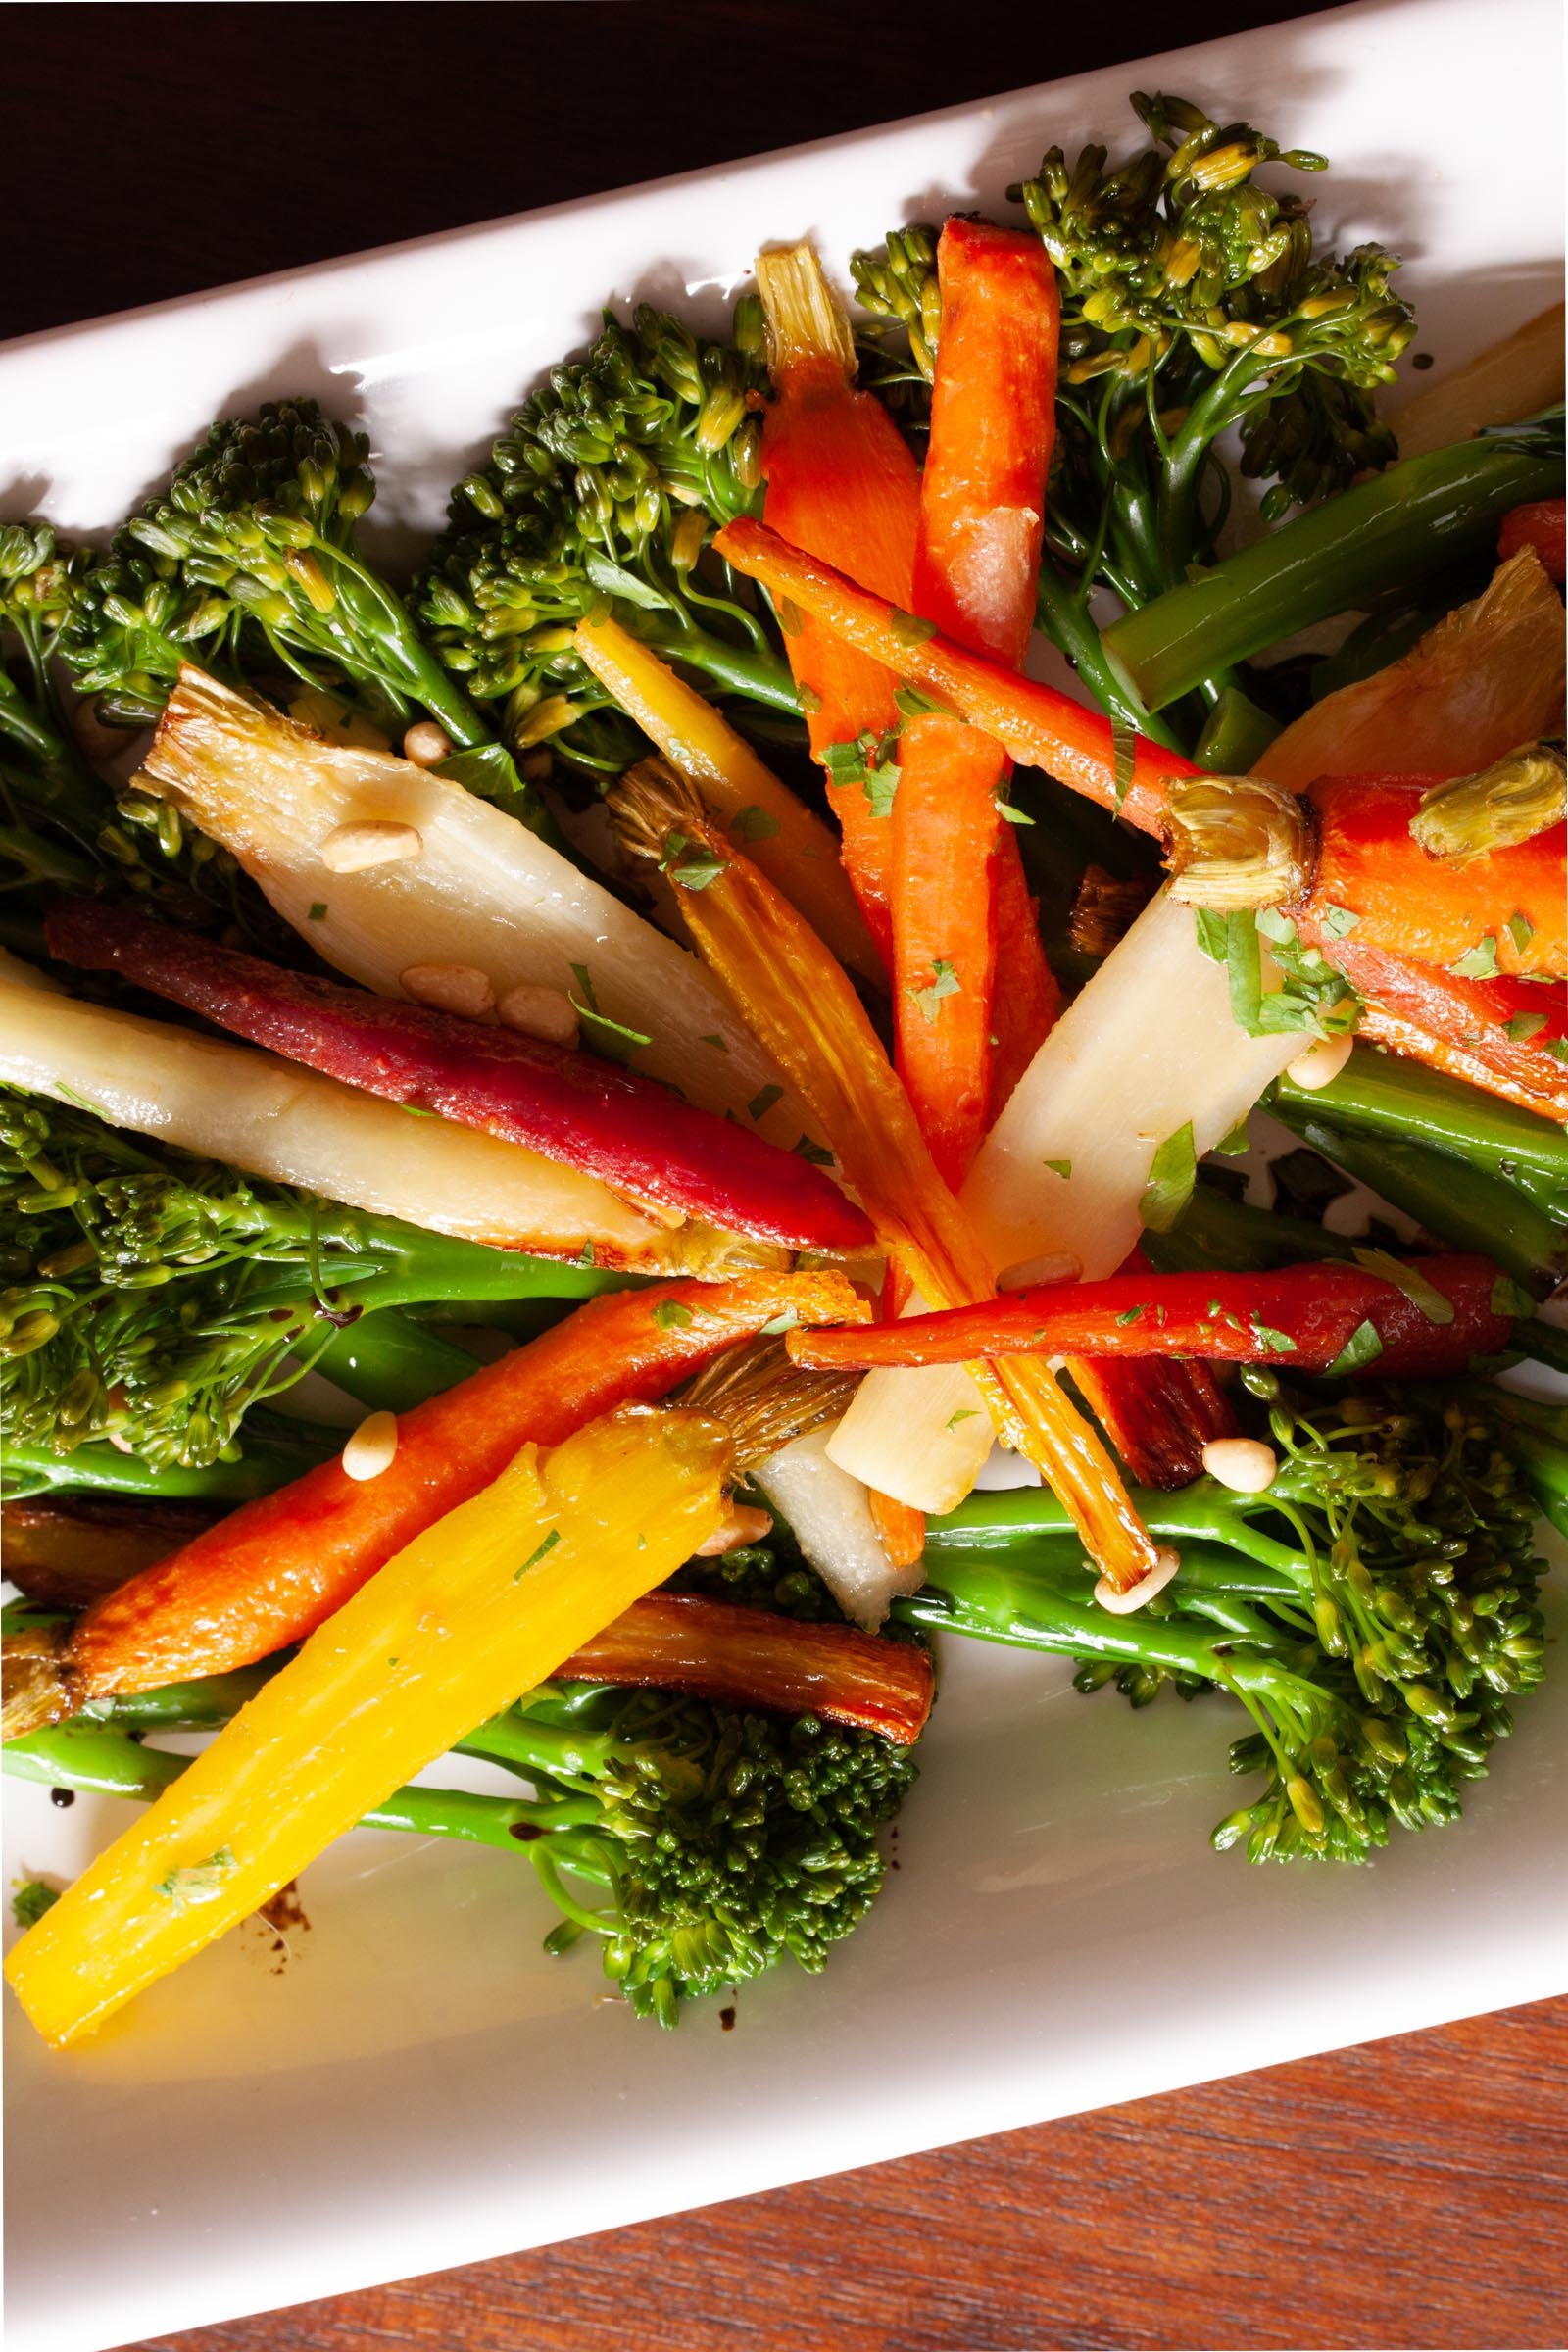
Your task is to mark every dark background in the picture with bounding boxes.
[16,0,1327,340]
[9,7,1564,2351]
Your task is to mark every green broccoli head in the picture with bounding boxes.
[520,1673,916,2028]
[415,303,797,776]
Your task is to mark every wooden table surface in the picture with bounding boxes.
[12,7,1566,2348]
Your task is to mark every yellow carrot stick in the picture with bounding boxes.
[573,613,881,984]
[6,1407,729,2048]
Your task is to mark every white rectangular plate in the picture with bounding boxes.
[3,5,1564,2347]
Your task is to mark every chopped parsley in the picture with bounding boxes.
[1317,905,1361,938]
[1507,910,1535,956]
[1354,1246,1455,1326]
[888,609,937,647]
[307,902,328,922]
[945,1408,980,1432]
[1502,1011,1546,1046]
[1322,1318,1384,1377]
[11,1880,60,1931]
[651,1299,695,1332]
[1139,1123,1198,1235]
[729,806,781,846]
[514,1529,563,1581]
[760,1308,800,1336]
[1043,1158,1072,1180]
[568,964,652,1054]
[157,1848,237,1910]
[1449,935,1499,980]
[911,958,960,1024]
[1115,1304,1146,1326]
[748,1083,784,1122]
[794,1135,835,1166]
[1249,1318,1298,1354]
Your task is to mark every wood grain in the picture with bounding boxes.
[14,8,1564,2350]
[120,1997,1568,2352]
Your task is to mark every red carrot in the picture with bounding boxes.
[561,1591,932,1744]
[19,1272,869,1720]
[46,901,873,1255]
[1498,498,1566,581]
[788,1254,1515,1379]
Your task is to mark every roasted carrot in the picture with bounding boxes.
[789,1254,1516,1379]
[1298,927,1568,1123]
[2,1272,867,1729]
[890,713,1003,1187]
[610,760,1163,1596]
[1305,774,1565,976]
[0,1508,933,1743]
[756,240,923,960]
[48,901,873,1256]
[913,217,1059,667]
[713,515,1201,829]
[906,212,1067,1138]
[561,1591,933,1744]
[1499,497,1566,580]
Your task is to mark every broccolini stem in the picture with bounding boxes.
[638,611,800,715]
[2,1422,335,1503]
[2,1719,573,1854]
[1269,1050,1568,1214]
[1102,417,1566,712]
[312,1310,486,1415]
[1276,1111,1568,1295]
[1033,562,1191,753]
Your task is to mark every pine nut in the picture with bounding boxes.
[497,984,580,1048]
[402,720,455,768]
[694,1503,775,1556]
[1201,1436,1279,1494]
[342,1410,399,1483]
[1094,1544,1182,1615]
[1285,1033,1355,1091]
[400,961,496,1018]
[320,819,423,873]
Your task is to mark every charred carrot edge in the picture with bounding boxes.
[1307,776,1565,976]
[787,1254,1512,1380]
[561,1590,932,1744]
[35,1272,869,1713]
[714,516,1200,831]
[1498,498,1566,581]
[47,901,873,1256]
[756,240,924,961]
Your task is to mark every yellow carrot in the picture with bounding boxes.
[6,1408,729,2048]
[574,614,880,984]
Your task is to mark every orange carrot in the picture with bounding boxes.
[1498,498,1566,581]
[19,1272,867,1719]
[913,218,1059,667]
[756,241,923,960]
[1298,926,1568,1122]
[562,1590,933,1744]
[891,713,1003,1188]
[715,515,1200,828]
[1307,774,1565,976]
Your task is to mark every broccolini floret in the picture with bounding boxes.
[0,1088,616,1477]
[909,1382,1548,1863]
[416,303,800,773]
[852,90,1417,739]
